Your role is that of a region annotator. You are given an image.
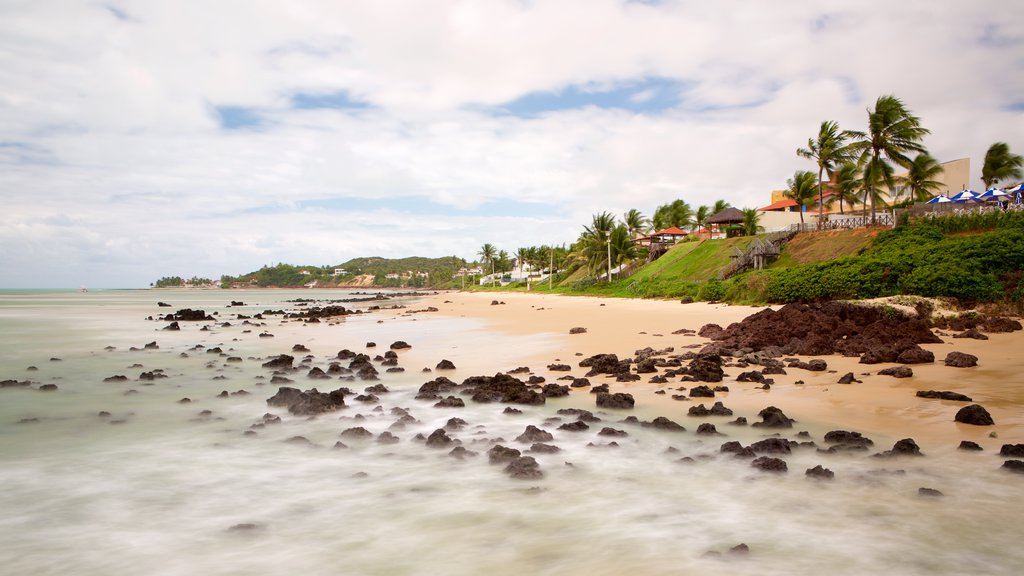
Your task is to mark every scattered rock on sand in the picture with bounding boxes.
[752,406,794,428]
[436,359,456,370]
[488,445,521,464]
[596,392,635,409]
[958,441,983,451]
[955,404,994,426]
[999,444,1024,457]
[515,425,554,443]
[917,390,972,401]
[918,488,944,497]
[569,327,587,334]
[879,366,913,378]
[1002,460,1024,473]
[505,456,543,479]
[751,456,787,473]
[875,438,923,457]
[944,352,978,368]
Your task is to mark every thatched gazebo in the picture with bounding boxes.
[706,207,744,236]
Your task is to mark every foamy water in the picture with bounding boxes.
[1,289,1021,575]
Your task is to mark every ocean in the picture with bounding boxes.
[0,289,1021,575]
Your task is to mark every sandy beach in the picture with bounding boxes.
[391,290,1024,449]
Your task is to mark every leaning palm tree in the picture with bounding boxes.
[982,142,1024,188]
[652,199,694,230]
[740,208,763,236]
[832,162,861,214]
[712,199,731,214]
[860,158,893,215]
[622,208,649,238]
[785,170,818,225]
[797,120,853,222]
[895,153,945,203]
[847,95,930,223]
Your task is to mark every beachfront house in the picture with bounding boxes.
[333,268,347,276]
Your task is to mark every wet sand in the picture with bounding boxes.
[389,291,1024,450]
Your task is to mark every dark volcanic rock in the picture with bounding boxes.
[529,443,561,453]
[896,346,935,364]
[425,428,453,448]
[999,444,1024,457]
[436,359,456,370]
[982,317,1023,333]
[417,376,458,399]
[542,384,570,398]
[558,421,590,432]
[504,456,543,479]
[944,352,978,368]
[646,416,685,432]
[875,438,923,457]
[686,354,724,382]
[261,355,294,369]
[751,456,788,473]
[823,430,874,449]
[751,438,791,454]
[569,327,587,335]
[752,406,794,428]
[390,341,412,350]
[955,404,994,426]
[463,373,546,405]
[695,423,718,435]
[918,488,944,497]
[515,425,554,443]
[488,444,521,465]
[1002,460,1024,473]
[917,390,972,402]
[688,385,715,398]
[953,328,989,340]
[578,353,631,377]
[596,392,634,409]
[837,372,859,384]
[266,386,347,415]
[879,366,913,378]
[448,446,477,460]
[339,426,373,440]
[805,465,834,479]
[958,441,983,451]
[688,401,733,417]
[598,427,628,437]
[433,396,465,408]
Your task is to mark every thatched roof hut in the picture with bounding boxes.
[706,207,744,224]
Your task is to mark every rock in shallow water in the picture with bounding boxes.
[955,404,994,426]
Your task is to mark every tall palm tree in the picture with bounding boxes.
[608,224,638,269]
[712,199,731,214]
[847,95,930,223]
[693,205,711,233]
[895,153,945,203]
[797,120,853,222]
[785,170,818,225]
[982,142,1024,188]
[477,243,497,285]
[515,247,529,273]
[832,162,861,214]
[622,208,649,238]
[741,208,763,236]
[580,212,617,274]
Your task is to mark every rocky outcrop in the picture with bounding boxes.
[805,465,834,479]
[596,392,635,409]
[751,456,788,473]
[266,386,347,415]
[751,406,794,428]
[879,366,913,378]
[955,404,994,425]
[515,425,554,443]
[462,373,545,405]
[944,352,978,368]
[875,438,923,457]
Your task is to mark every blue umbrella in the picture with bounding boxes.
[948,189,978,203]
[976,187,1009,202]
[925,194,951,204]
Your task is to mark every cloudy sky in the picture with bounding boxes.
[2,0,1022,288]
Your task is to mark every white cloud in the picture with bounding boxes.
[1,0,1023,287]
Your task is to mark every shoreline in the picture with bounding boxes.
[383,290,1024,450]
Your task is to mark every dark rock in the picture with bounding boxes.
[266,386,347,415]
[688,385,715,398]
[1002,460,1024,473]
[944,352,978,368]
[805,465,834,479]
[999,444,1024,457]
[163,322,181,331]
[103,375,128,382]
[958,441,983,451]
[515,425,554,443]
[646,416,685,432]
[752,406,794,428]
[542,384,570,398]
[728,544,750,556]
[434,396,465,408]
[823,430,874,449]
[529,443,561,453]
[339,427,373,440]
[736,371,765,383]
[558,408,600,422]
[425,428,453,447]
[837,372,859,384]
[896,346,935,364]
[596,392,634,409]
[917,390,972,402]
[558,421,590,432]
[695,423,718,435]
[687,354,724,382]
[955,404,994,426]
[569,327,587,334]
[875,438,923,457]
[292,344,310,353]
[698,323,724,339]
[982,317,1023,333]
[751,456,788,473]
[436,359,456,370]
[307,367,330,380]
[504,456,543,479]
[390,341,412,350]
[751,438,792,454]
[503,406,522,415]
[953,328,988,340]
[443,417,467,431]
[488,445,521,464]
[261,355,294,369]
[448,446,477,459]
[918,487,944,497]
[879,366,913,378]
[38,384,58,391]
[598,427,628,437]
[463,373,546,405]
[729,417,747,426]
[377,431,400,444]
[570,378,591,388]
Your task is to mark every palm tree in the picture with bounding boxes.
[741,208,762,236]
[797,120,853,222]
[832,162,861,214]
[622,209,649,238]
[712,199,731,214]
[693,205,711,233]
[477,243,497,286]
[847,95,930,223]
[982,142,1024,188]
[515,247,529,275]
[651,199,693,231]
[608,223,638,268]
[895,153,945,203]
[579,212,617,274]
[785,170,818,225]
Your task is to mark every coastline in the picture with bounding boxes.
[385,290,1024,450]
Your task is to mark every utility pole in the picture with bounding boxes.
[549,249,553,290]
[606,237,612,282]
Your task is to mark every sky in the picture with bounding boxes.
[1,0,1023,288]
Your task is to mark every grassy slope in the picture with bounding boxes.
[770,228,879,269]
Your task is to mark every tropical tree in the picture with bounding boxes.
[693,205,711,233]
[712,199,731,215]
[832,162,861,214]
[495,250,511,274]
[515,247,529,273]
[622,209,649,238]
[578,212,616,274]
[608,223,638,269]
[785,170,818,224]
[797,120,853,222]
[651,199,693,231]
[847,95,930,223]
[477,243,497,285]
[981,142,1024,188]
[895,153,945,203]
[741,208,762,236]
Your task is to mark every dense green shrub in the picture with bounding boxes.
[697,280,726,301]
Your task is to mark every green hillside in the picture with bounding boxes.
[217,256,466,288]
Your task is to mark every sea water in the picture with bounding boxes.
[0,290,1021,576]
